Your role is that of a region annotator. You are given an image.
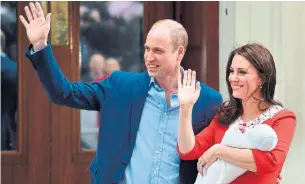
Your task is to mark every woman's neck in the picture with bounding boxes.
[241,99,269,122]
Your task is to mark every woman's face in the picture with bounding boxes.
[228,54,263,102]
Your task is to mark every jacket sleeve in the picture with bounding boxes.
[251,110,296,175]
[177,118,217,160]
[25,43,118,110]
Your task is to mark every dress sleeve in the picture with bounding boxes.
[177,118,218,160]
[251,110,296,174]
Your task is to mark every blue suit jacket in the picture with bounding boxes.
[25,44,222,184]
[1,53,17,150]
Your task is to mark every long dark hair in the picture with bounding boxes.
[217,43,282,125]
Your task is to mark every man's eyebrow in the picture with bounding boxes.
[154,47,164,51]
[144,45,164,51]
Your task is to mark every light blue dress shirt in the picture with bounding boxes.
[119,77,181,184]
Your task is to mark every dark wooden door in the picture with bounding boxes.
[1,2,52,184]
[177,1,219,90]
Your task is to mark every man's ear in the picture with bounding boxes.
[176,46,185,62]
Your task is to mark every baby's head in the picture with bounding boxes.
[246,124,278,151]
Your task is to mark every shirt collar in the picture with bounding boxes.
[149,66,185,88]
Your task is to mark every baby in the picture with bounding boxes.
[194,123,278,184]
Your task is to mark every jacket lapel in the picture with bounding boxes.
[129,72,150,143]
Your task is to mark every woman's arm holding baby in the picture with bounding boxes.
[198,144,256,173]
[214,144,257,172]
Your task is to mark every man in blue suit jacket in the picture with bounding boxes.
[1,30,17,150]
[20,2,222,184]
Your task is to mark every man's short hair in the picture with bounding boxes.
[152,19,188,52]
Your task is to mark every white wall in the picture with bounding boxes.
[219,2,305,183]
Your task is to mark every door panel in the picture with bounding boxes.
[179,1,219,90]
[1,1,51,184]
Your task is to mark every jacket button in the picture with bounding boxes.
[122,161,127,166]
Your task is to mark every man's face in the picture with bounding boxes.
[144,27,180,80]
[89,54,105,80]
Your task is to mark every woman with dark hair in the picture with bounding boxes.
[177,43,296,184]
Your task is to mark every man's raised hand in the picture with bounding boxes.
[19,2,51,51]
